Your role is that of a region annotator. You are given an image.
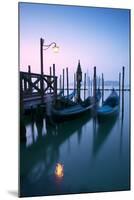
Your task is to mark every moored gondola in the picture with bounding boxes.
[97,89,119,121]
[47,89,101,122]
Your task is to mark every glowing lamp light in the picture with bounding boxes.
[53,45,59,53]
[55,163,64,178]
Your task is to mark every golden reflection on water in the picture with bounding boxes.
[55,163,64,178]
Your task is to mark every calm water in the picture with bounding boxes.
[20,91,130,197]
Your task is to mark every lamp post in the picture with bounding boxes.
[40,37,59,102]
[40,38,59,75]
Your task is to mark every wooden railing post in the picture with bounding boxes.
[28,65,32,93]
[20,71,58,105]
[24,78,27,92]
[54,76,57,98]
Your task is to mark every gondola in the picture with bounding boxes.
[63,90,76,100]
[48,89,101,122]
[97,89,119,121]
[57,89,64,97]
[58,89,76,100]
[54,90,77,110]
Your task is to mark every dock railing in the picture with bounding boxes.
[20,71,57,100]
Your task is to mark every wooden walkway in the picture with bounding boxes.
[23,94,55,110]
[20,71,57,111]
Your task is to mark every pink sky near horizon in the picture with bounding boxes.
[19,3,130,85]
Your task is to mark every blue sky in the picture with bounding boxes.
[19,3,130,84]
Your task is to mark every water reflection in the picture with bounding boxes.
[25,125,33,147]
[93,116,118,156]
[35,118,43,138]
[119,108,125,156]
[28,161,45,183]
[25,108,92,149]
[55,163,64,178]
[25,118,47,147]
[26,122,38,147]
[20,112,92,194]
[77,126,83,145]
[46,112,92,147]
[20,91,130,197]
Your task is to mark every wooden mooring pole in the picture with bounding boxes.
[53,64,57,98]
[76,60,82,103]
[74,73,76,93]
[84,73,86,100]
[28,65,31,73]
[53,64,55,77]
[50,66,52,93]
[63,68,65,96]
[93,66,97,100]
[66,67,69,98]
[102,73,104,104]
[98,76,101,89]
[91,79,92,96]
[119,72,121,102]
[88,76,90,96]
[59,74,62,92]
[122,66,125,120]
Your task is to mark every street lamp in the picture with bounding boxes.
[40,37,59,103]
[40,38,59,76]
[43,42,59,53]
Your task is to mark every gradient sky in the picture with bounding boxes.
[19,3,130,85]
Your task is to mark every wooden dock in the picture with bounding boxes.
[20,63,130,116]
[20,70,57,111]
